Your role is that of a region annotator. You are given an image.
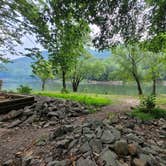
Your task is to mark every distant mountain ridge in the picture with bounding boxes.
[0,49,110,79]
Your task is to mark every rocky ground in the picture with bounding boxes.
[0,96,165,166]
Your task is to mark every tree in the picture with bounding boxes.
[0,0,24,62]
[32,58,54,91]
[14,0,91,91]
[112,45,145,95]
[7,0,165,53]
[67,54,92,92]
[144,52,166,95]
[49,21,90,91]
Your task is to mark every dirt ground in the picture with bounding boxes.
[0,97,140,164]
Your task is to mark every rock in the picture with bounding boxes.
[111,127,121,140]
[2,160,14,166]
[133,158,147,166]
[63,125,74,132]
[22,156,32,166]
[47,112,59,117]
[48,159,71,166]
[101,130,115,144]
[114,140,128,156]
[128,143,138,155]
[76,158,96,166]
[23,108,33,116]
[29,159,41,165]
[99,149,118,166]
[125,133,144,144]
[95,127,103,138]
[56,139,71,149]
[79,141,91,153]
[89,139,102,154]
[8,119,22,128]
[49,126,66,140]
[138,153,156,166]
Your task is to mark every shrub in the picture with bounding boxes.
[131,95,166,120]
[61,88,69,94]
[139,95,156,113]
[17,85,32,94]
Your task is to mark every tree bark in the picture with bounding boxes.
[132,72,143,95]
[72,80,80,92]
[62,70,66,90]
[41,80,46,91]
[152,78,156,96]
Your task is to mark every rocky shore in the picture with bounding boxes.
[0,96,165,166]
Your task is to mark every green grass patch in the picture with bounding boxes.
[130,107,166,121]
[34,91,111,106]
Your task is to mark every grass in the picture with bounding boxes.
[130,107,166,121]
[34,91,111,106]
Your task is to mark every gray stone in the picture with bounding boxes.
[125,133,144,144]
[79,141,91,153]
[96,127,103,138]
[89,139,102,154]
[56,139,71,148]
[101,130,115,144]
[114,140,128,156]
[48,159,71,166]
[63,125,74,132]
[23,108,33,116]
[47,112,59,117]
[99,149,118,166]
[22,156,32,166]
[8,119,22,128]
[76,158,96,166]
[2,159,14,166]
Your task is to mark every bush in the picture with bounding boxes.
[139,95,156,113]
[17,85,32,94]
[61,88,69,94]
[131,95,166,120]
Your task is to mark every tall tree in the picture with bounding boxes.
[0,0,24,62]
[14,0,91,91]
[143,52,166,96]
[112,45,145,95]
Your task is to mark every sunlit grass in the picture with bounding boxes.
[34,91,111,106]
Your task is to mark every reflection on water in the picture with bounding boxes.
[2,78,166,95]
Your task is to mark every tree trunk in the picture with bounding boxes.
[152,78,156,96]
[41,80,46,91]
[62,70,66,90]
[132,72,143,95]
[72,81,80,92]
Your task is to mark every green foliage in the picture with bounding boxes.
[130,110,155,121]
[131,108,166,120]
[35,91,111,106]
[32,59,54,81]
[17,85,32,94]
[139,95,156,113]
[61,88,69,94]
[131,94,166,120]
[32,58,54,91]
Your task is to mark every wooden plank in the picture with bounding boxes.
[0,94,35,114]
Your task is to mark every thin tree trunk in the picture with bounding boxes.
[42,80,46,91]
[132,72,143,95]
[152,78,156,96]
[62,70,66,90]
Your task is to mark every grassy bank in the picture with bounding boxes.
[34,91,111,106]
